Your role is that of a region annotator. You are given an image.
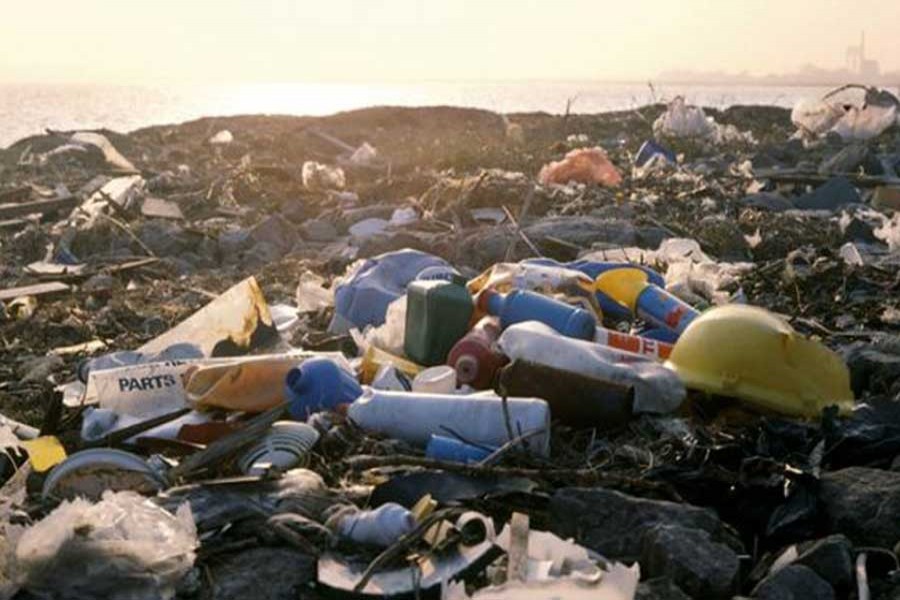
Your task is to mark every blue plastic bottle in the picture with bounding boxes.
[284,357,363,420]
[425,435,494,463]
[479,289,596,340]
[522,258,666,320]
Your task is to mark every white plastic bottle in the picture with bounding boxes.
[347,388,550,456]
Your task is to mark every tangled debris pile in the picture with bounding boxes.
[1,90,900,599]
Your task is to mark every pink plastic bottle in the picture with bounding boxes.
[446,316,507,389]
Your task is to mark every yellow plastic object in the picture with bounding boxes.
[594,268,648,312]
[665,304,854,417]
[22,436,67,472]
[360,346,423,385]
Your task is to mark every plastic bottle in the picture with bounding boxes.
[594,326,673,361]
[347,388,550,456]
[497,360,634,429]
[425,434,494,463]
[595,268,699,335]
[334,503,416,547]
[404,276,474,366]
[284,357,363,420]
[479,289,596,340]
[446,316,506,389]
[523,258,666,320]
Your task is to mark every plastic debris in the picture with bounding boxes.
[538,147,622,187]
[15,491,197,600]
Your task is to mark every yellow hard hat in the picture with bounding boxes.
[665,304,854,417]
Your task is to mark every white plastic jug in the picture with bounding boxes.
[498,321,685,414]
[347,388,550,456]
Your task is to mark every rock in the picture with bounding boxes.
[640,524,739,599]
[820,467,900,547]
[794,176,861,211]
[840,216,877,243]
[19,354,65,383]
[524,216,637,249]
[549,487,734,560]
[81,274,115,295]
[301,219,338,243]
[842,339,900,399]
[137,220,188,256]
[209,547,315,600]
[792,534,853,592]
[740,192,794,212]
[218,227,252,256]
[819,142,874,175]
[752,565,834,600]
[634,577,693,600]
[249,214,301,254]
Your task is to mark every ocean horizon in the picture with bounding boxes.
[0,80,849,148]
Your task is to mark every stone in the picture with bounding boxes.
[523,216,637,249]
[794,176,861,211]
[19,354,65,383]
[81,273,115,295]
[640,524,740,599]
[549,487,733,560]
[819,142,872,175]
[136,220,188,256]
[820,467,900,547]
[301,219,338,243]
[752,565,834,600]
[793,534,853,592]
[209,547,315,600]
[842,338,900,396]
[249,214,301,254]
[634,577,693,600]
[740,192,793,212]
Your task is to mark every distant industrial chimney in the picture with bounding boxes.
[846,31,880,79]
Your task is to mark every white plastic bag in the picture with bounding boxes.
[790,99,844,136]
[15,491,197,600]
[832,104,897,141]
[653,97,717,139]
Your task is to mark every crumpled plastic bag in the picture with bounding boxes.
[653,97,717,139]
[359,295,407,356]
[832,104,897,141]
[468,262,598,315]
[498,321,685,414]
[295,270,333,313]
[790,99,845,136]
[301,161,346,190]
[15,491,197,600]
[538,147,622,187]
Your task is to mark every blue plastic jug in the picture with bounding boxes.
[284,357,363,420]
[480,289,596,340]
[329,249,451,333]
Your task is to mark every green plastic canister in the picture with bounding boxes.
[404,276,473,366]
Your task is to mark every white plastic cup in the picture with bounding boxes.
[412,366,457,394]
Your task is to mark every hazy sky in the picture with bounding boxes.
[2,0,900,83]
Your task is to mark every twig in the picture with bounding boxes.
[502,203,542,258]
[477,427,548,467]
[93,211,157,258]
[345,454,682,499]
[504,187,535,261]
